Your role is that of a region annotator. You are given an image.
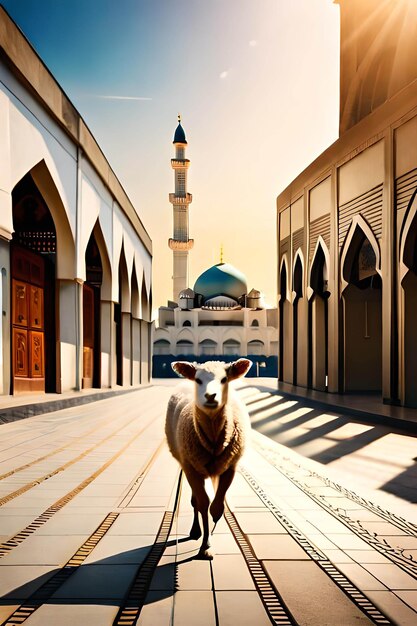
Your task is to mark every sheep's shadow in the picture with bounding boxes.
[0,535,208,609]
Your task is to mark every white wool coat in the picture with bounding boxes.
[165,382,251,478]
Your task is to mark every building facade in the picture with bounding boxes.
[0,8,153,396]
[277,0,417,407]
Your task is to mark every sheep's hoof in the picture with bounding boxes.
[210,501,224,523]
[189,526,202,540]
[195,548,213,560]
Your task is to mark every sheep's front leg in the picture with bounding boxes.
[183,464,212,559]
[210,465,235,523]
[189,495,201,540]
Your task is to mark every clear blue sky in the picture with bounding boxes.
[2,0,340,310]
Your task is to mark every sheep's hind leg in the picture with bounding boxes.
[189,495,201,540]
[184,465,212,559]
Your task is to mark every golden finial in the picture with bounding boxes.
[220,244,224,264]
[178,113,181,123]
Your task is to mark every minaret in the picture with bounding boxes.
[168,115,193,302]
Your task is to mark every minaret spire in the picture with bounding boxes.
[168,116,194,302]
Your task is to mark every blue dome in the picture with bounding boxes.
[194,263,247,301]
[173,122,187,144]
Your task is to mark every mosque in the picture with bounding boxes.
[153,119,278,376]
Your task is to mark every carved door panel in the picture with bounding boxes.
[30,286,43,329]
[11,247,46,393]
[12,280,28,327]
[30,331,44,378]
[13,328,28,377]
[82,284,94,388]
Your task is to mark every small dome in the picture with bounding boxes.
[173,122,187,144]
[203,295,239,309]
[194,262,247,302]
[179,288,195,299]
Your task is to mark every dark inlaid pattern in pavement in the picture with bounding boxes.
[253,437,417,580]
[239,464,392,625]
[0,441,172,625]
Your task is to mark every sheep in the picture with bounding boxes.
[165,358,252,559]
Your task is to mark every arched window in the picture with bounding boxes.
[251,319,259,327]
[199,339,217,356]
[154,339,171,355]
[183,320,192,327]
[223,339,240,356]
[248,340,265,356]
[176,339,194,356]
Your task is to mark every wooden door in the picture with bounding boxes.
[11,248,45,393]
[82,283,94,388]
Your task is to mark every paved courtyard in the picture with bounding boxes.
[0,381,416,625]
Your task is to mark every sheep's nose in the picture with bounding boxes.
[205,392,217,404]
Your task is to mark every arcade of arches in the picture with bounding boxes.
[2,166,152,396]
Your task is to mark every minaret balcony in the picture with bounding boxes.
[168,238,194,251]
[169,193,192,205]
[171,159,190,169]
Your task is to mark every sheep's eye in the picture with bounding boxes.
[221,377,227,384]
[195,378,202,385]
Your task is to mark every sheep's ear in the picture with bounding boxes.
[172,361,196,380]
[226,358,252,380]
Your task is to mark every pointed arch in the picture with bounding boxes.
[140,272,150,322]
[91,219,112,301]
[308,238,330,391]
[279,254,290,302]
[309,237,330,298]
[399,190,417,283]
[118,243,130,313]
[341,217,382,393]
[398,190,417,406]
[340,215,381,293]
[26,159,75,279]
[131,263,140,319]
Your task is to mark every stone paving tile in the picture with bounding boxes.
[263,560,374,625]
[138,591,173,626]
[346,550,394,564]
[362,564,417,590]
[149,555,176,591]
[173,591,216,625]
[176,557,212,590]
[325,533,373,550]
[366,590,417,626]
[210,532,241,555]
[216,590,272,625]
[323,496,367,511]
[383,536,417,550]
[19,604,120,626]
[0,515,35,536]
[51,564,138,600]
[33,512,106,535]
[335,562,388,591]
[395,590,417,611]
[83,534,153,565]
[0,535,89,566]
[0,605,19,622]
[212,554,255,590]
[304,533,338,551]
[107,511,164,535]
[321,549,354,563]
[248,533,310,560]
[0,565,57,599]
[234,510,286,534]
[302,510,352,534]
[359,521,411,536]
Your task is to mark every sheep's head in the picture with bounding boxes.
[172,359,252,415]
